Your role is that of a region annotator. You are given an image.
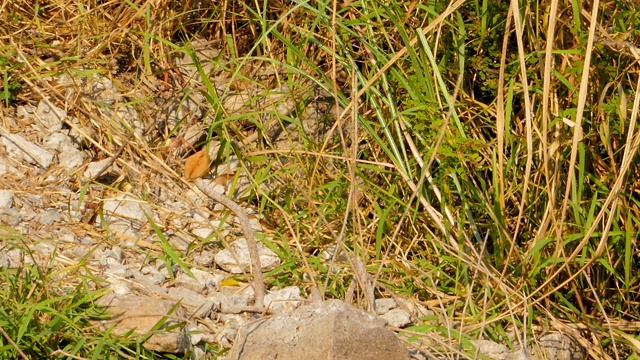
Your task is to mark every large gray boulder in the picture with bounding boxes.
[227,299,410,360]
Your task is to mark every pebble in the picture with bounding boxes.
[0,190,13,209]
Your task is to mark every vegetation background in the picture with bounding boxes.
[1,0,640,358]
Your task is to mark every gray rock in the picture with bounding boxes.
[263,286,303,313]
[59,149,85,170]
[167,286,217,318]
[84,157,119,179]
[0,207,22,226]
[374,298,412,328]
[208,291,251,314]
[193,250,216,266]
[473,340,512,360]
[42,132,69,151]
[35,209,61,225]
[0,190,13,209]
[35,100,66,132]
[0,248,23,268]
[96,293,190,354]
[0,133,54,168]
[535,333,586,360]
[226,299,410,360]
[214,238,280,274]
[100,194,154,233]
[174,271,207,292]
[104,264,133,278]
[380,308,412,328]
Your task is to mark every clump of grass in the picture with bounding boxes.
[0,229,177,359]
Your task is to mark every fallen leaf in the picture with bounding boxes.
[219,278,240,287]
[184,149,210,179]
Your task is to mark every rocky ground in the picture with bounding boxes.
[0,37,586,359]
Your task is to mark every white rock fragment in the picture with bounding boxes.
[83,157,119,179]
[0,133,54,168]
[375,298,412,328]
[214,238,281,274]
[380,308,411,328]
[42,132,68,151]
[473,340,512,360]
[58,149,85,170]
[167,287,217,318]
[0,249,23,268]
[536,333,586,360]
[15,104,35,120]
[191,268,225,289]
[140,265,166,284]
[0,190,13,209]
[192,227,215,239]
[36,209,61,225]
[208,291,251,314]
[102,194,153,225]
[96,294,190,353]
[35,100,66,132]
[193,250,215,266]
[0,207,21,226]
[264,286,304,313]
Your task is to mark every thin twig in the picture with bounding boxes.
[91,132,134,181]
[0,325,29,360]
[194,179,265,309]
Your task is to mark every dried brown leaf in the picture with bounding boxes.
[184,149,210,179]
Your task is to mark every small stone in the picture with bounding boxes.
[59,149,85,170]
[0,190,13,209]
[380,308,412,328]
[192,227,214,239]
[536,333,586,360]
[83,158,118,179]
[0,133,54,168]
[166,286,217,318]
[263,286,303,313]
[42,132,68,151]
[0,207,20,226]
[473,340,511,360]
[193,250,215,266]
[35,100,66,132]
[0,248,23,268]
[96,293,190,354]
[209,291,251,314]
[214,238,280,274]
[101,194,154,230]
[36,209,61,225]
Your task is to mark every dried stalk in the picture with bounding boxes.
[194,179,265,309]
